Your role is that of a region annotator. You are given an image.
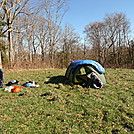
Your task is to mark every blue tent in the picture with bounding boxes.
[65,60,106,88]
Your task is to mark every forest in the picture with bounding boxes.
[0,0,134,69]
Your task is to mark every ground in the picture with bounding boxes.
[0,68,133,133]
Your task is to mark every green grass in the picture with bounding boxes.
[0,69,134,134]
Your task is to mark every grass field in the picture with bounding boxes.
[0,68,134,134]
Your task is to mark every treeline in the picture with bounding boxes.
[84,13,134,68]
[0,0,134,69]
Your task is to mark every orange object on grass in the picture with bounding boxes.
[11,86,24,93]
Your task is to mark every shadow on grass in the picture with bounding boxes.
[41,76,69,98]
[45,75,69,84]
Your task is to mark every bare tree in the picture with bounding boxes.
[41,0,68,67]
[56,24,81,68]
[84,21,105,63]
[0,0,30,67]
[34,16,48,63]
[104,13,130,66]
[84,13,131,67]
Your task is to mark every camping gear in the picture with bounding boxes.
[0,69,4,88]
[23,81,39,87]
[4,86,14,92]
[4,86,24,93]
[6,80,19,86]
[11,86,24,93]
[65,60,106,88]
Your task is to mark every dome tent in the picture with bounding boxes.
[65,60,106,88]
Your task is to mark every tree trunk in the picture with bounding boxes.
[8,30,14,68]
[41,44,45,62]
[0,51,2,69]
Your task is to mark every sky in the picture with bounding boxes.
[63,0,134,37]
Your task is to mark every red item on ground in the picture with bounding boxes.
[11,86,24,93]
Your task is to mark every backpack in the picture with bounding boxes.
[0,69,4,88]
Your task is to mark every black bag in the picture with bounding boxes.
[6,80,19,86]
[0,69,4,88]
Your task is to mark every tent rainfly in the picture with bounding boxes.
[65,60,106,88]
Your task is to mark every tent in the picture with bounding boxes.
[65,60,106,88]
